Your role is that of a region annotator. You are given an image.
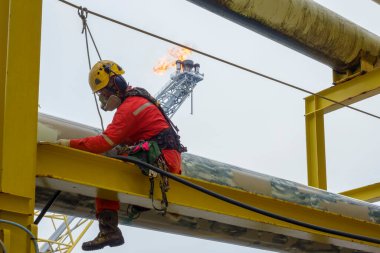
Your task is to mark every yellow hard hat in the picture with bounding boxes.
[88,60,125,92]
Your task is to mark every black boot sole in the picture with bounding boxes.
[82,244,107,251]
[82,239,125,251]
[110,238,125,247]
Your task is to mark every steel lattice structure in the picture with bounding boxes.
[35,211,94,253]
[155,60,204,117]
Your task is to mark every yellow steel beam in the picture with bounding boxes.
[0,229,11,252]
[305,110,327,189]
[0,0,42,252]
[305,68,380,115]
[340,183,380,203]
[37,144,380,251]
[305,69,380,190]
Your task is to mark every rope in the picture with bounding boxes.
[149,176,167,214]
[34,190,61,225]
[77,6,105,131]
[59,0,380,120]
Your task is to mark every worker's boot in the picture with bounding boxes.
[82,210,125,251]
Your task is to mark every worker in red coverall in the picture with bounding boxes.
[56,60,183,251]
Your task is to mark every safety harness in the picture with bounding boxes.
[121,87,186,215]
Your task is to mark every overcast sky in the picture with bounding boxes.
[38,0,380,252]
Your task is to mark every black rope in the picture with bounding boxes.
[109,155,380,245]
[77,6,105,131]
[34,190,61,225]
[59,0,380,120]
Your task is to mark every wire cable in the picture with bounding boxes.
[58,0,380,120]
[109,155,380,245]
[0,219,39,253]
[86,23,102,62]
[34,190,61,225]
[0,238,7,253]
[77,6,105,131]
[86,22,105,131]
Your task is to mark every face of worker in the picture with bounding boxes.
[97,84,121,111]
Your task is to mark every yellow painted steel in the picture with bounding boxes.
[34,211,94,253]
[305,110,327,189]
[37,144,380,250]
[340,183,380,203]
[306,68,380,115]
[1,229,11,252]
[0,0,42,252]
[305,69,380,190]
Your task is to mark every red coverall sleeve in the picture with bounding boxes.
[70,103,135,153]
[69,135,113,154]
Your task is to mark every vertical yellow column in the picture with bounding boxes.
[305,96,327,190]
[0,0,42,252]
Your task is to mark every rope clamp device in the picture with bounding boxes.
[77,6,88,34]
[149,176,168,215]
[148,170,158,178]
[147,157,170,215]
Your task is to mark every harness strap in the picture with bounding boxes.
[149,176,168,215]
[149,128,187,152]
[147,155,170,215]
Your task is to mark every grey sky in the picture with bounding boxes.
[38,0,380,252]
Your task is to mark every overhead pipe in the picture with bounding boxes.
[186,0,380,72]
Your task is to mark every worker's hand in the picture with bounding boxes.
[55,139,70,147]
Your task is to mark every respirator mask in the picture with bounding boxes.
[99,94,121,111]
[97,75,128,111]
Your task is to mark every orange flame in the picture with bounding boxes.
[153,47,192,74]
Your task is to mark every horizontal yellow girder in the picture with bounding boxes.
[305,68,380,191]
[305,68,380,115]
[36,143,380,252]
[341,183,380,203]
